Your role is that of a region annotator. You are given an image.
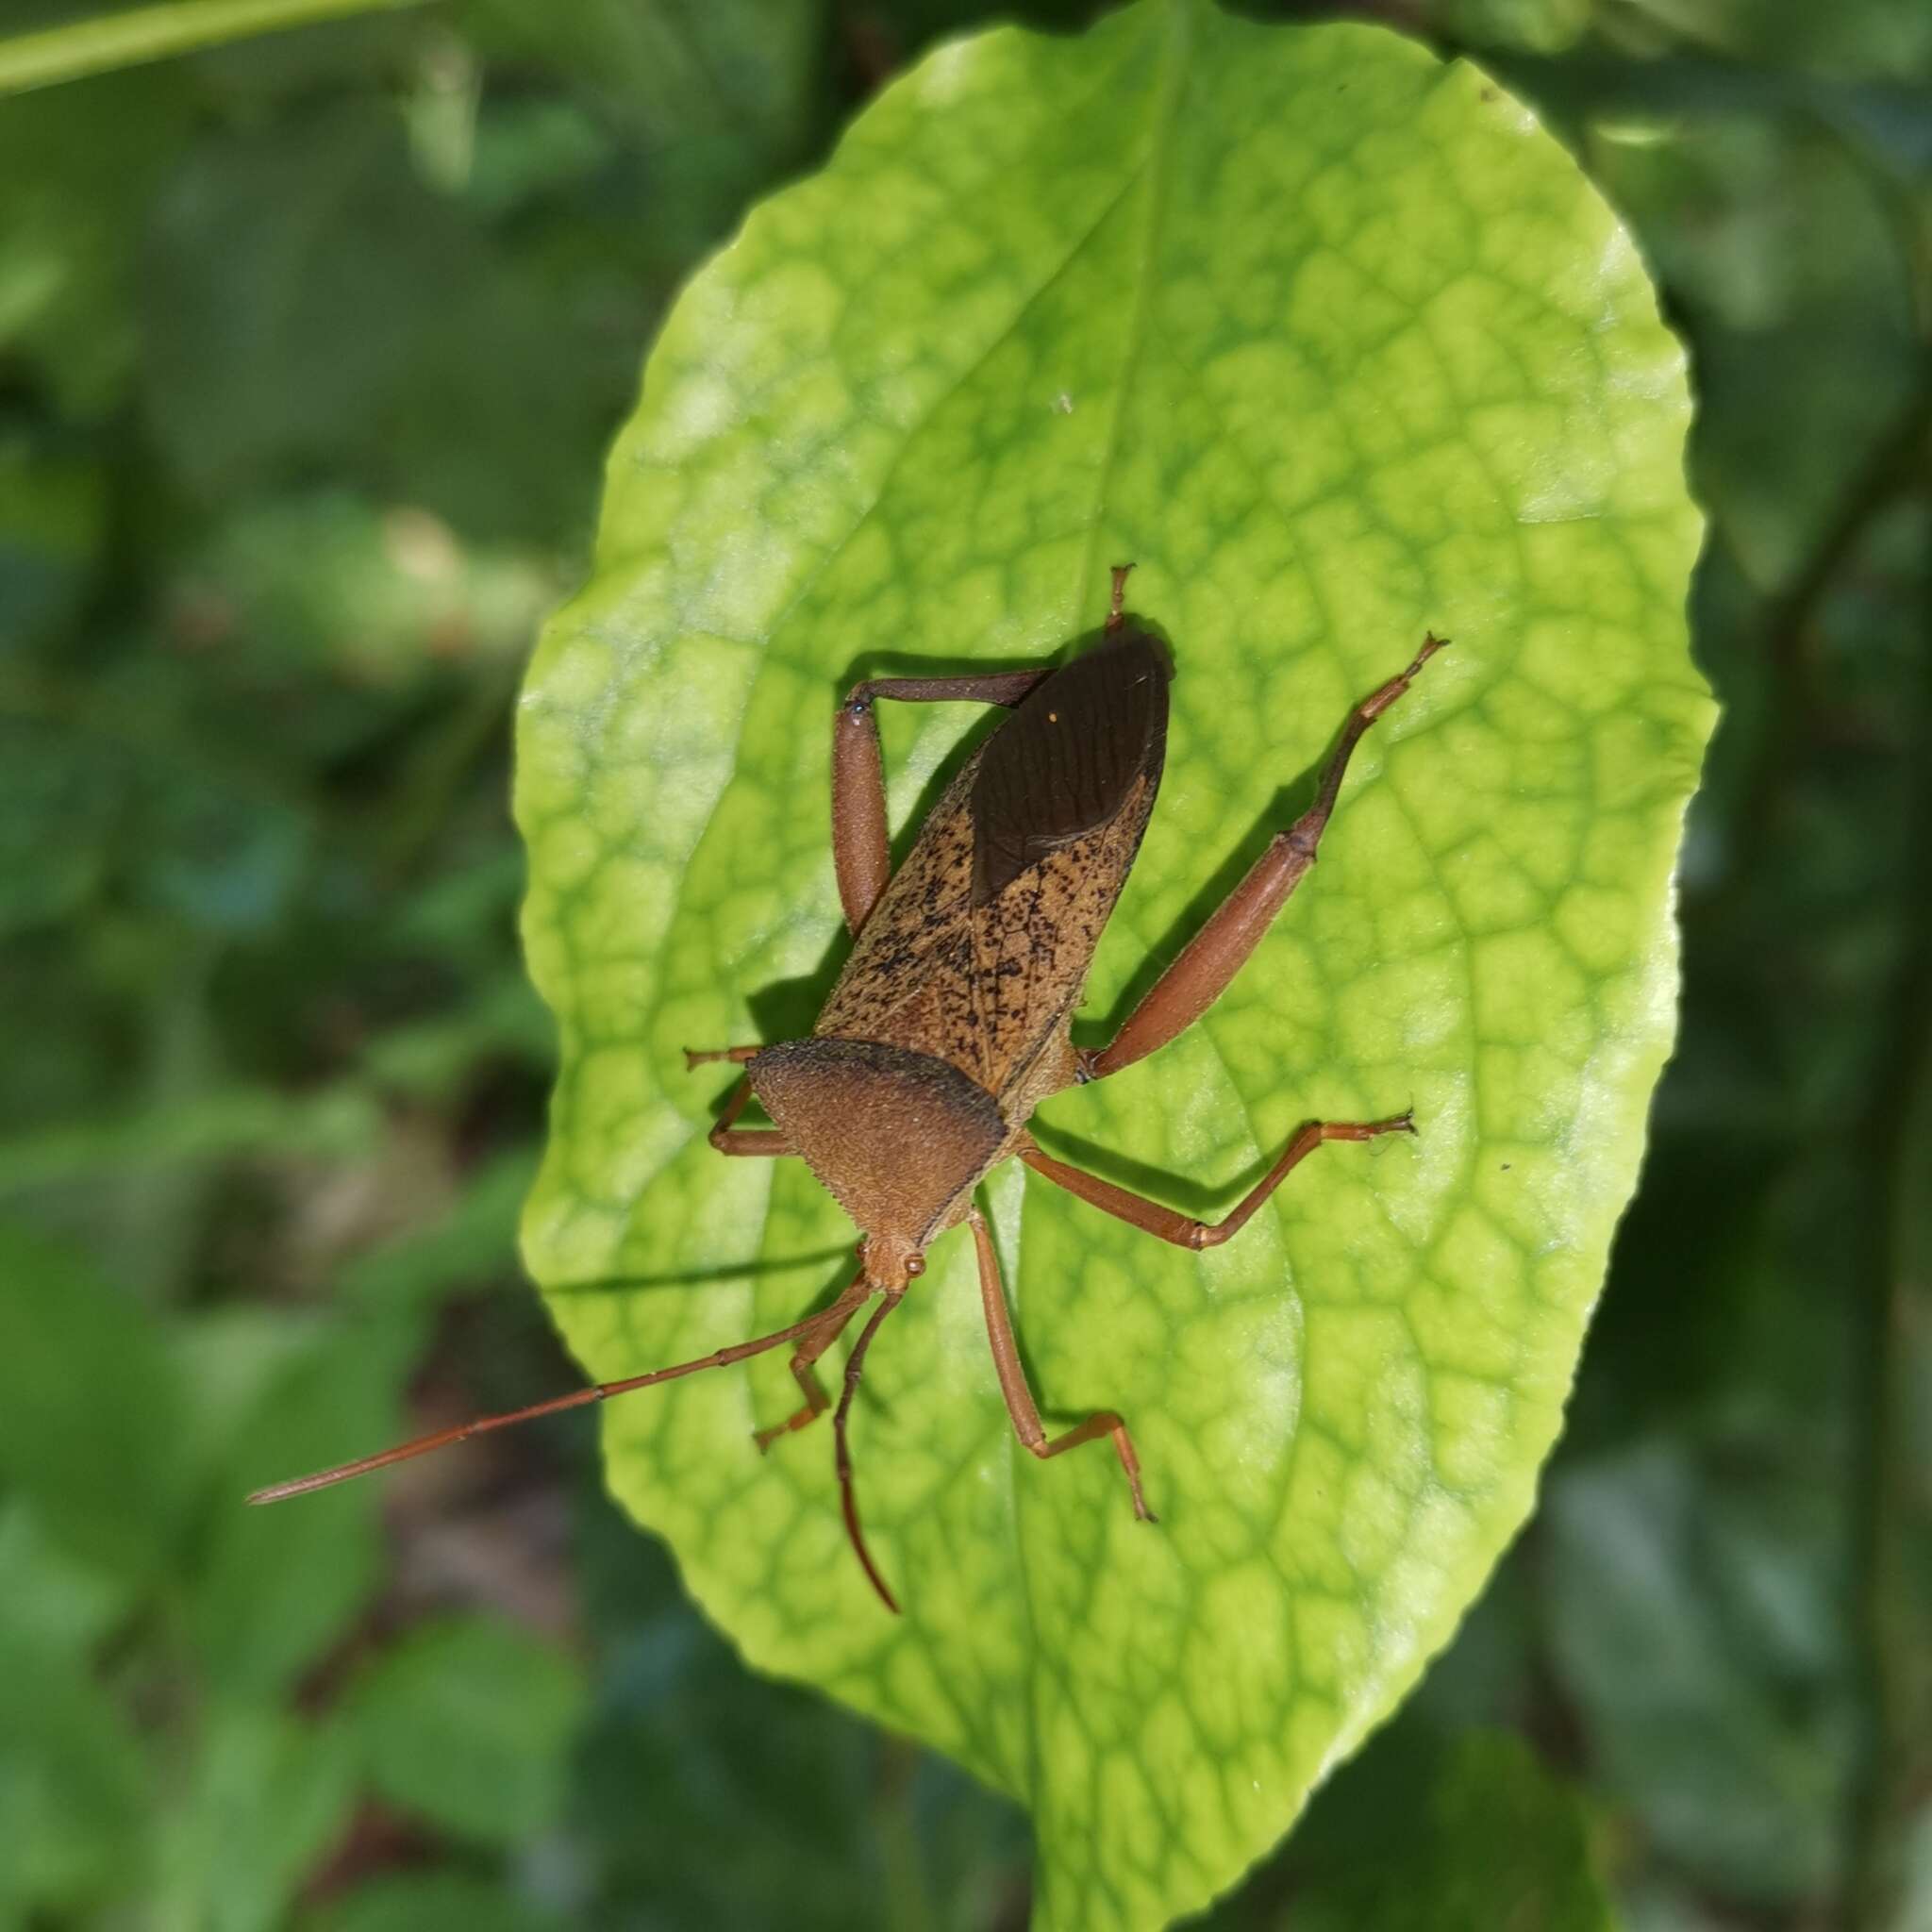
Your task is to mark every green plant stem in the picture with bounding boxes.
[0,0,437,97]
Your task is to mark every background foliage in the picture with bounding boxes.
[0,0,1924,1928]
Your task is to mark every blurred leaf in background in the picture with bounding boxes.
[0,0,1926,1925]
[1258,1724,1617,1931]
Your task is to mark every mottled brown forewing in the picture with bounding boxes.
[816,633,1169,1098]
[963,787,1157,1090]
[815,756,985,1070]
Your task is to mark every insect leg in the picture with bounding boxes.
[753,1274,874,1450]
[967,1208,1155,1522]
[248,1269,872,1505]
[832,665,1057,934]
[704,1074,792,1157]
[1086,632,1447,1080]
[1020,1115,1414,1249]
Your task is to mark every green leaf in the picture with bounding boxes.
[0,1501,135,1657]
[514,5,1711,1925]
[189,1311,419,1698]
[467,0,824,281]
[1580,109,1920,593]
[0,69,191,413]
[1543,1444,1844,1903]
[304,1872,558,1932]
[142,105,446,502]
[0,1622,148,1914]
[142,100,637,541]
[151,1705,358,1932]
[574,1509,1028,1928]
[0,716,123,938]
[347,1614,588,1842]
[0,1219,195,1583]
[0,436,106,654]
[1274,1729,1617,1931]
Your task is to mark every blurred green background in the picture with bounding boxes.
[0,0,1926,1927]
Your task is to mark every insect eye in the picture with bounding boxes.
[904,1255,925,1278]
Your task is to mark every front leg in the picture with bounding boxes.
[752,1271,874,1448]
[1087,631,1447,1080]
[684,1061,791,1157]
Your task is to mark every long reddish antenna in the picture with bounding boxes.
[833,1289,906,1614]
[248,1272,870,1505]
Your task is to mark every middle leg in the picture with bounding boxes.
[1021,1112,1414,1250]
[752,1273,874,1450]
[697,1071,791,1157]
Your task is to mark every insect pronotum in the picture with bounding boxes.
[253,567,1446,1612]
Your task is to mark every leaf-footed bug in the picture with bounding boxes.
[252,568,1447,1612]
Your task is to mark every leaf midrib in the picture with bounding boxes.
[1009,0,1196,1821]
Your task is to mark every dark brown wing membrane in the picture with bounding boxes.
[971,631,1170,905]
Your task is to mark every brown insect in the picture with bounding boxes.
[253,568,1445,1613]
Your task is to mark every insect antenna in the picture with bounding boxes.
[834,1289,907,1614]
[247,1277,868,1505]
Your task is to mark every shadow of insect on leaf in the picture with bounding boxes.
[1023,1121,1251,1221]
[538,1247,859,1298]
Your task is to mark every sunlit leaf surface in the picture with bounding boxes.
[516,4,1710,1924]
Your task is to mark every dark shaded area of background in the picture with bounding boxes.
[1,0,1926,1927]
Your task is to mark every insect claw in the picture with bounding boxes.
[1410,631,1451,676]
